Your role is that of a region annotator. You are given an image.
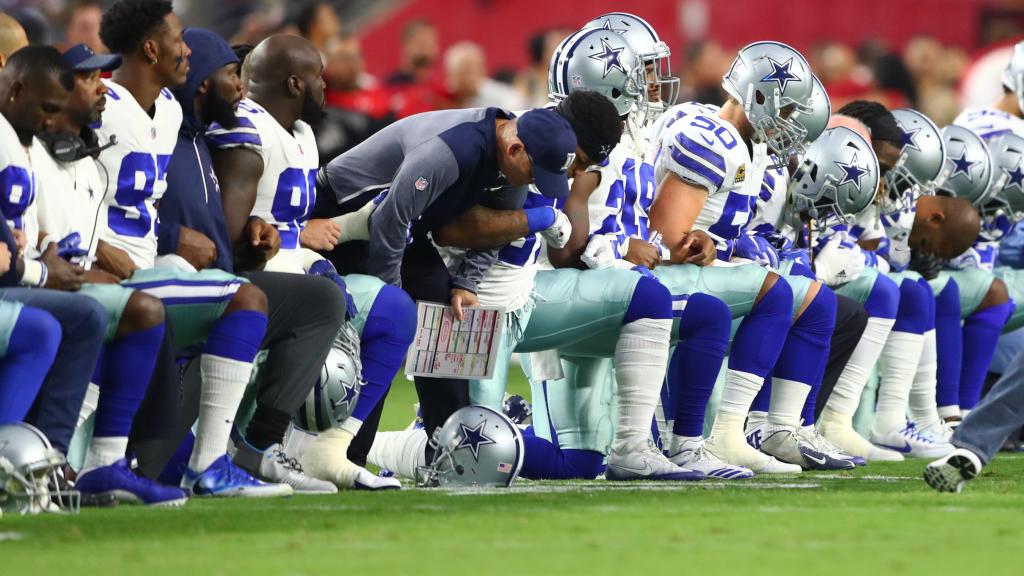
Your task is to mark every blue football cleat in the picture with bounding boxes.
[75,459,188,507]
[181,454,293,498]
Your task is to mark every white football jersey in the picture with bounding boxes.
[207,98,318,273]
[587,131,656,254]
[30,139,106,269]
[746,161,792,239]
[652,102,759,260]
[95,80,182,269]
[0,114,38,246]
[953,107,1024,141]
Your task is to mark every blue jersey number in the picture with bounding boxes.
[689,114,738,150]
[271,168,317,249]
[0,165,34,230]
[108,152,169,238]
[620,158,655,239]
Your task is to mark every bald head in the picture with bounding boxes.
[247,34,321,91]
[911,195,981,258]
[0,12,28,67]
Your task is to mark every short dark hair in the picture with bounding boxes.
[100,0,173,55]
[555,90,623,165]
[4,45,74,91]
[836,100,903,146]
[292,1,327,38]
[232,43,255,64]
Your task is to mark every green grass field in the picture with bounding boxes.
[3,370,1023,575]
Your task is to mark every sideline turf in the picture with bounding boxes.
[2,371,1021,575]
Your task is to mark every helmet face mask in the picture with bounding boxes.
[0,423,79,515]
[548,27,650,135]
[582,12,680,115]
[723,42,815,160]
[418,405,524,488]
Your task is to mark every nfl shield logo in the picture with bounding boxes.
[415,177,428,191]
[151,127,157,140]
[572,74,583,88]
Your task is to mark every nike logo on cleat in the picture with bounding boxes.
[804,453,827,466]
[876,442,913,453]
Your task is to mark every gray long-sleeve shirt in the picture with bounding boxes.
[321,107,518,291]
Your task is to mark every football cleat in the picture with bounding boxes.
[704,432,802,474]
[817,408,904,462]
[758,424,855,471]
[917,420,956,442]
[667,437,754,479]
[924,448,983,493]
[301,427,401,490]
[870,422,955,459]
[606,439,705,481]
[182,454,293,498]
[798,425,866,467]
[75,459,188,507]
[232,441,337,494]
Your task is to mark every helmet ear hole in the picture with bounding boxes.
[611,88,622,99]
[755,90,766,105]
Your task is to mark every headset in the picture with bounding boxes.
[37,129,117,163]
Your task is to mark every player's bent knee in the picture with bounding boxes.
[119,291,165,335]
[756,271,783,303]
[679,292,731,343]
[794,281,822,319]
[893,279,929,333]
[227,283,269,315]
[864,273,900,319]
[623,275,672,323]
[372,284,417,343]
[754,272,792,312]
[979,278,1010,310]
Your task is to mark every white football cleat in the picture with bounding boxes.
[818,408,904,462]
[704,432,801,474]
[917,420,955,442]
[924,448,983,493]
[667,437,754,480]
[606,439,704,481]
[869,421,955,459]
[797,425,865,467]
[301,427,401,490]
[757,424,855,471]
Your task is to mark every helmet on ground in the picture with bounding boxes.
[420,405,525,488]
[0,422,78,515]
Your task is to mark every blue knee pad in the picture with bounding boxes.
[353,285,417,422]
[519,435,605,480]
[892,278,929,334]
[677,292,732,343]
[864,274,899,320]
[730,277,793,378]
[623,275,672,323]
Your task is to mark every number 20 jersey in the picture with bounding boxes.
[96,80,182,269]
[207,98,318,273]
[650,102,759,260]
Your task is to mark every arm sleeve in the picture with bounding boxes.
[453,248,498,293]
[0,209,18,287]
[366,140,460,286]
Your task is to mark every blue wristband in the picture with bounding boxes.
[524,206,556,234]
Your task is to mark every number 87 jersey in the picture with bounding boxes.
[650,102,755,260]
[96,80,182,269]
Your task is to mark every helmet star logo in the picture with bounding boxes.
[600,19,628,35]
[898,123,921,151]
[589,38,626,79]
[456,421,496,461]
[332,375,360,411]
[834,153,868,187]
[1006,165,1024,189]
[950,149,977,181]
[760,56,800,93]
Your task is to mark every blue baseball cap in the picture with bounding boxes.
[62,43,122,73]
[517,108,578,199]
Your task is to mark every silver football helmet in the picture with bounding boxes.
[794,75,830,145]
[548,27,649,129]
[420,405,524,488]
[885,108,947,210]
[0,423,79,515]
[789,126,880,224]
[980,131,1024,218]
[937,125,994,206]
[1001,40,1024,115]
[582,12,679,112]
[294,322,364,432]
[722,41,815,159]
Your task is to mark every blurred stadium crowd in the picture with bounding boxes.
[6,0,1022,188]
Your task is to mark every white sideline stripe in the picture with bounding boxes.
[140,284,240,299]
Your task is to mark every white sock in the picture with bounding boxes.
[340,417,363,437]
[668,433,703,454]
[872,330,924,435]
[81,436,127,474]
[767,378,810,428]
[718,369,763,416]
[612,318,671,451]
[826,316,896,415]
[909,329,941,429]
[938,405,961,419]
[368,429,428,480]
[189,354,254,473]
[961,408,972,418]
[78,383,101,427]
